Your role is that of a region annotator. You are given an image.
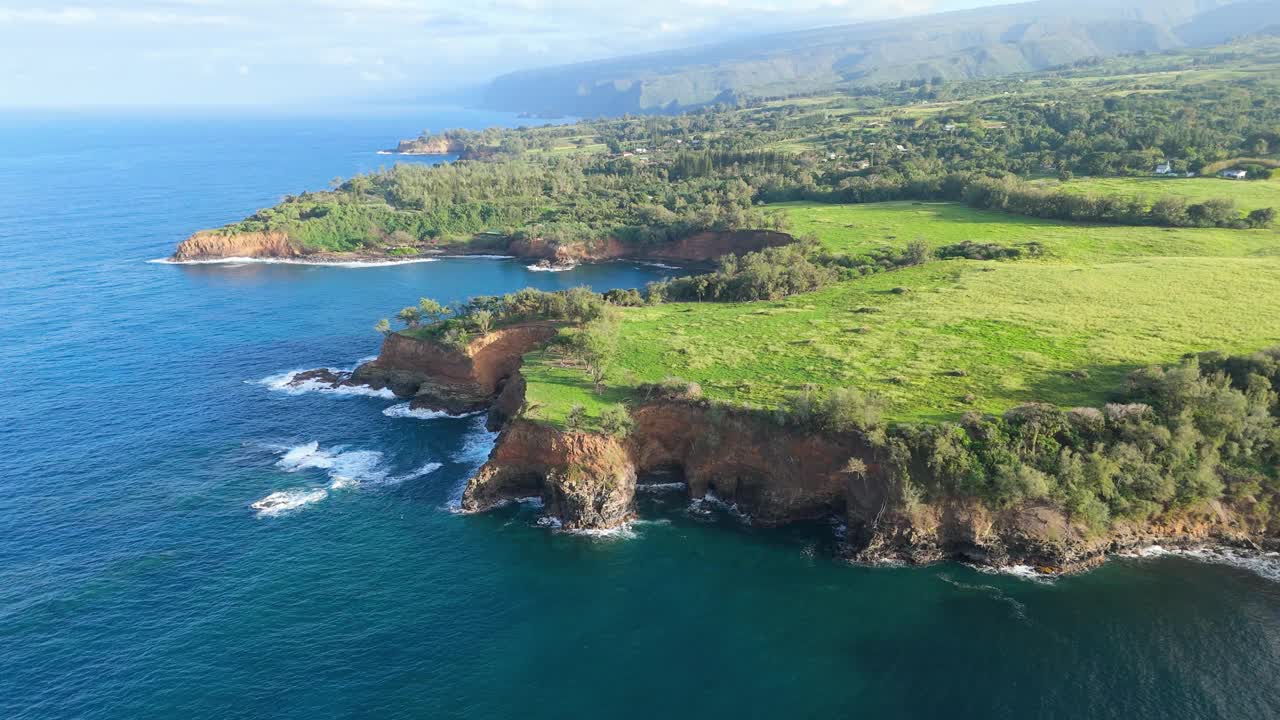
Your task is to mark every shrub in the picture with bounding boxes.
[565,404,586,430]
[599,405,635,438]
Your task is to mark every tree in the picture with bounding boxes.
[374,318,392,336]
[396,306,421,328]
[472,309,494,335]
[573,317,620,390]
[1247,207,1277,228]
[418,298,448,325]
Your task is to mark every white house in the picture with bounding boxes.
[1220,169,1248,180]
[1154,161,1173,175]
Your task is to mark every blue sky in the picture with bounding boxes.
[0,1,1008,107]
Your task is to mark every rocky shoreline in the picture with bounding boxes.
[167,228,794,266]
[290,322,1278,577]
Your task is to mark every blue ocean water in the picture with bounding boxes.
[1,108,1278,720]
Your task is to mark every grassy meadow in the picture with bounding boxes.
[1034,175,1280,213]
[521,201,1280,428]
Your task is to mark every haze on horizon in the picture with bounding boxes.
[0,0,1008,108]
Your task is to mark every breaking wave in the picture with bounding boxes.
[382,402,481,420]
[636,482,686,493]
[687,491,750,523]
[526,262,577,272]
[254,442,441,516]
[251,488,329,517]
[255,356,392,399]
[1120,545,1280,584]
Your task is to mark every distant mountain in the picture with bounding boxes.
[481,0,1280,116]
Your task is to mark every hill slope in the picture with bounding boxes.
[482,0,1280,115]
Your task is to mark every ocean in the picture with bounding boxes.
[1,108,1278,719]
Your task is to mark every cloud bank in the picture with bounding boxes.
[0,0,1002,107]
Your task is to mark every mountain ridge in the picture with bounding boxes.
[480,0,1280,116]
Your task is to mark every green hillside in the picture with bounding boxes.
[481,0,1280,115]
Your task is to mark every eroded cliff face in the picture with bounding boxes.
[464,422,636,529]
[393,137,467,154]
[463,401,887,531]
[462,387,1272,572]
[171,230,298,261]
[350,324,558,414]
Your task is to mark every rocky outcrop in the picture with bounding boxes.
[464,422,636,529]
[171,230,298,261]
[349,324,558,414]
[391,136,467,155]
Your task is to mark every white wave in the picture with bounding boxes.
[975,564,1055,584]
[252,488,329,516]
[436,254,516,260]
[688,491,750,523]
[636,482,686,493]
[274,442,438,487]
[561,523,639,540]
[257,367,395,399]
[395,462,443,483]
[149,256,439,268]
[452,418,499,466]
[277,441,325,470]
[1121,545,1280,583]
[256,442,440,517]
[526,262,578,272]
[634,260,681,270]
[375,150,394,155]
[382,402,481,420]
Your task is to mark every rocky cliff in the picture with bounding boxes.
[461,380,1271,574]
[171,230,299,261]
[391,137,467,155]
[350,324,559,415]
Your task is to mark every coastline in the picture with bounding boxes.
[285,323,1280,579]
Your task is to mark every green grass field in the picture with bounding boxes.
[778,201,1280,260]
[521,201,1280,429]
[1035,176,1280,213]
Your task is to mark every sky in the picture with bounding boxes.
[0,0,1009,108]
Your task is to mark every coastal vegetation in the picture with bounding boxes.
[187,34,1280,261]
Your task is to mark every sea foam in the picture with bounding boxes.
[254,442,441,516]
[256,357,393,399]
[149,256,440,268]
[526,262,577,272]
[382,403,481,420]
[1121,545,1280,583]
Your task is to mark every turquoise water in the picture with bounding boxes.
[1,109,1279,719]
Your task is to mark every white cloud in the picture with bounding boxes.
[0,0,996,106]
